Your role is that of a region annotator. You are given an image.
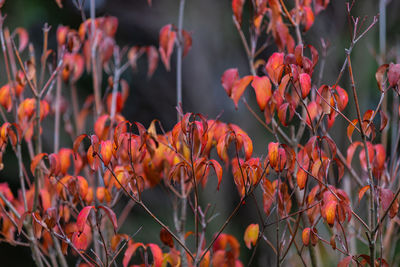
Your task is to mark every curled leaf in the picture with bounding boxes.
[30,153,48,174]
[98,205,118,233]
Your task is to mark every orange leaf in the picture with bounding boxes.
[305,101,318,126]
[251,76,272,111]
[30,153,47,174]
[208,159,223,190]
[76,206,94,233]
[358,185,370,203]
[244,224,259,249]
[346,119,358,142]
[297,168,307,190]
[231,75,253,109]
[100,140,113,165]
[302,228,311,246]
[325,200,337,226]
[268,142,279,170]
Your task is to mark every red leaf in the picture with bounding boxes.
[232,0,246,25]
[182,30,192,57]
[231,75,253,109]
[251,76,272,111]
[302,6,315,31]
[160,228,174,248]
[208,159,223,190]
[299,73,311,99]
[72,232,88,250]
[98,205,118,233]
[13,28,29,52]
[337,255,352,267]
[76,206,94,233]
[146,46,159,78]
[148,243,163,267]
[277,102,290,126]
[358,185,370,203]
[159,24,176,71]
[30,153,48,174]
[265,52,284,85]
[221,68,239,97]
[123,241,145,267]
[346,141,362,166]
[388,63,400,89]
[334,85,348,111]
[48,153,61,175]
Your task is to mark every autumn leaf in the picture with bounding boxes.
[244,224,259,249]
[76,206,95,233]
[251,76,272,111]
[232,0,246,25]
[231,75,253,109]
[159,24,176,71]
[299,73,311,99]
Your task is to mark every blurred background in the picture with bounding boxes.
[1,0,400,266]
